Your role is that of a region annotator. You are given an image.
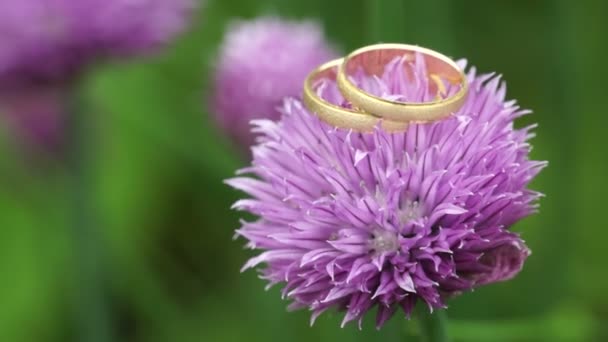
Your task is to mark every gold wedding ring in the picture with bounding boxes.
[336,43,468,123]
[302,58,408,133]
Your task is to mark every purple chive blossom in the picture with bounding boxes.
[211,16,338,150]
[0,0,197,87]
[226,55,546,329]
[0,88,65,157]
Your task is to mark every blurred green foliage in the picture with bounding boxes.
[0,0,606,341]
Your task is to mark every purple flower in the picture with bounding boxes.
[0,0,197,87]
[211,17,338,151]
[227,55,546,328]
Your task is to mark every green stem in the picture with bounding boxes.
[417,308,450,342]
[66,79,113,342]
[366,0,407,43]
[365,1,451,341]
[402,0,454,53]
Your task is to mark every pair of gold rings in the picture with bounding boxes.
[302,43,468,132]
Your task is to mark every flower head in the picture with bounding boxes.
[227,55,546,328]
[211,16,337,150]
[0,0,196,87]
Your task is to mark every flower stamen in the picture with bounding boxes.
[370,229,399,253]
[399,199,422,224]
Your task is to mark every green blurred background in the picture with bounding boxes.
[0,0,606,341]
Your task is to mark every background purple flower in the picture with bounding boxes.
[227,55,546,328]
[0,0,197,87]
[211,16,338,151]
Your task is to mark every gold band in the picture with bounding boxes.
[302,58,408,133]
[337,43,468,123]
